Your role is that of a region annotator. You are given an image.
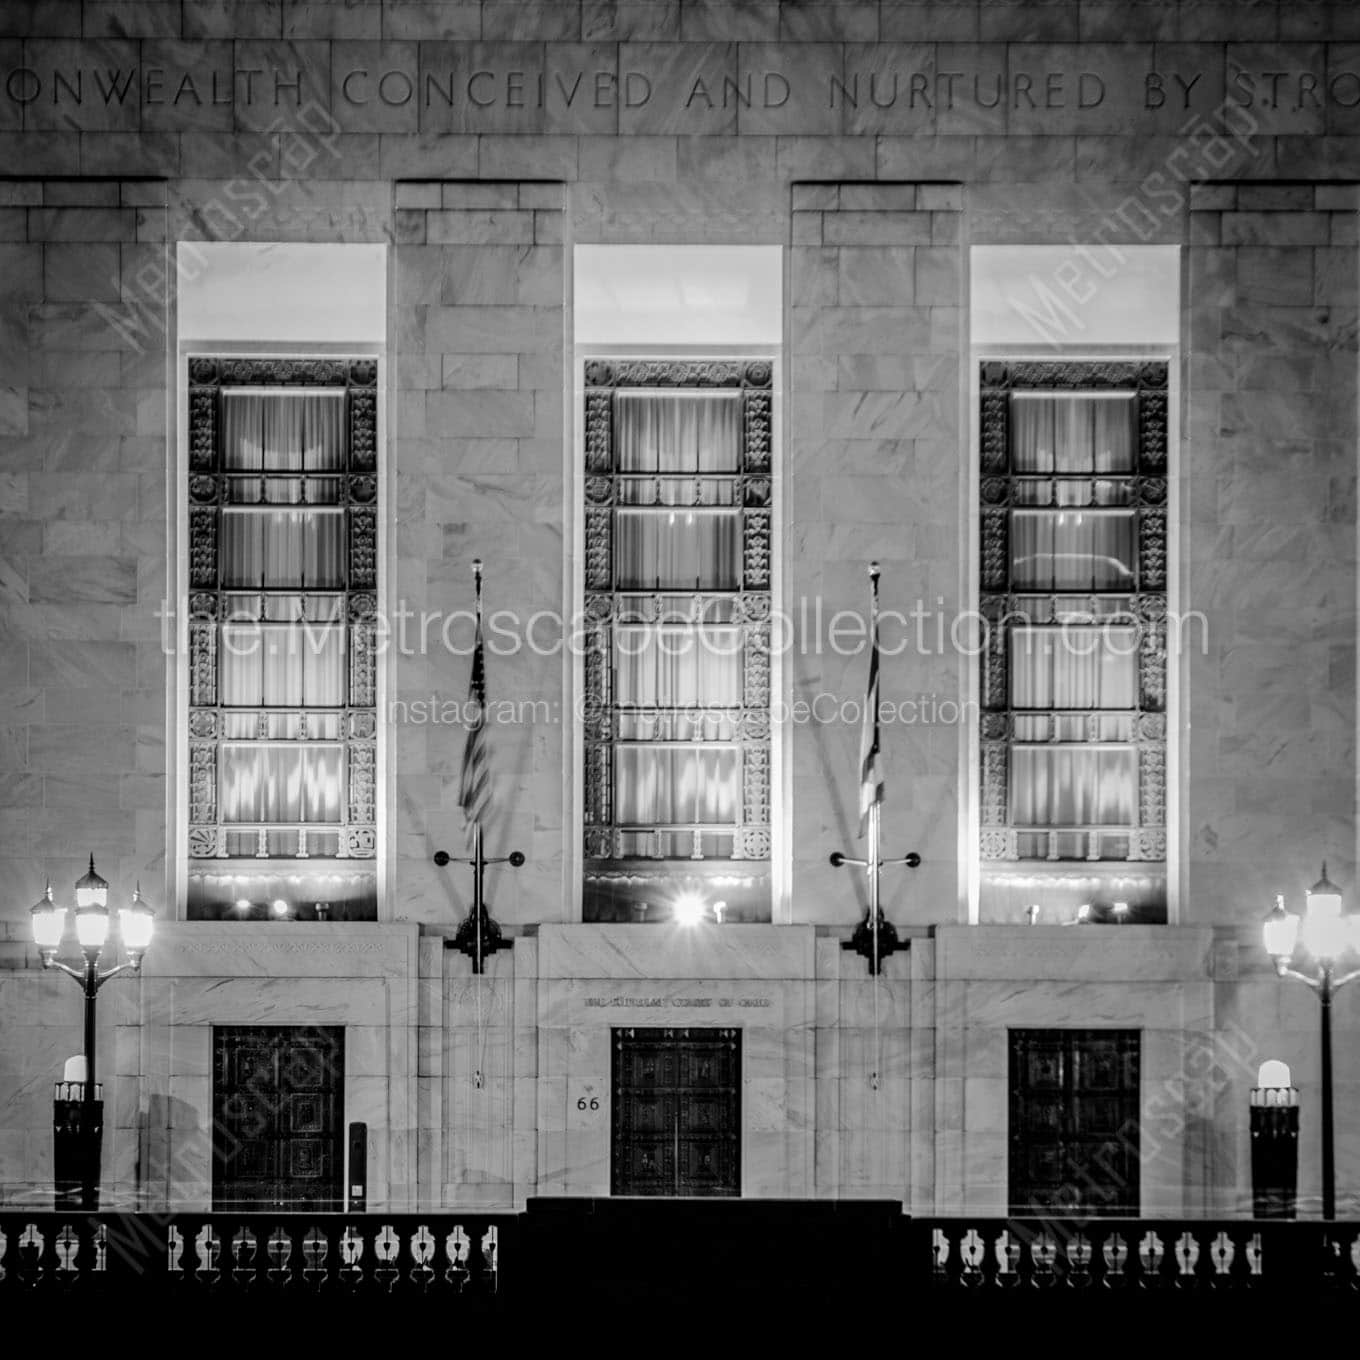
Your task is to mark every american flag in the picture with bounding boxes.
[459,564,492,847]
[858,563,884,839]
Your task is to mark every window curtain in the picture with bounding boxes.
[220,511,345,589]
[223,392,345,474]
[1010,394,1134,473]
[1010,510,1135,591]
[220,624,345,708]
[1010,626,1137,710]
[611,392,743,835]
[1006,393,1139,835]
[1010,749,1136,828]
[615,628,741,706]
[220,746,343,824]
[615,392,740,472]
[615,510,740,590]
[218,392,348,832]
[615,747,738,826]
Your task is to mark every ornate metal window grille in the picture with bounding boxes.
[978,361,1167,866]
[186,357,379,874]
[582,359,773,918]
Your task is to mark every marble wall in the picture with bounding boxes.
[2,0,1359,1217]
[0,6,1354,941]
[390,180,567,926]
[0,180,170,927]
[787,182,963,928]
[1186,184,1359,923]
[427,922,1355,1215]
[3,919,1358,1214]
[435,924,910,1205]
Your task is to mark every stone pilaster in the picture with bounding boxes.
[1186,183,1359,923]
[787,181,963,926]
[0,178,169,910]
[392,180,567,926]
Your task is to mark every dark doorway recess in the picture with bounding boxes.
[212,1025,345,1211]
[1009,1028,1141,1216]
[611,1026,740,1197]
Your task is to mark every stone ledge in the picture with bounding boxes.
[537,923,817,979]
[933,924,1218,982]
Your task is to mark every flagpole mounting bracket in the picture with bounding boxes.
[432,843,526,973]
[830,848,921,975]
[845,911,903,976]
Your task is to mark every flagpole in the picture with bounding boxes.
[471,560,486,1087]
[868,566,881,1090]
[829,562,922,985]
[472,558,484,982]
[867,563,882,943]
[431,557,526,1091]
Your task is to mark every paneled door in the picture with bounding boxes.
[1009,1028,1140,1216]
[612,1027,740,1197]
[212,1026,345,1211]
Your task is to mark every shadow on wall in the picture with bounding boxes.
[141,1094,206,1212]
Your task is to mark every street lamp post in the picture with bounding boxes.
[1262,863,1360,1220]
[30,855,155,1209]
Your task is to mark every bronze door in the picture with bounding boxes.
[212,1026,345,1211]
[612,1027,740,1197]
[1009,1028,1140,1216]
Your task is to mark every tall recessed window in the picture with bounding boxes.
[582,359,773,922]
[186,357,379,920]
[978,361,1168,921]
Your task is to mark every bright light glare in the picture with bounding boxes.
[120,900,155,954]
[31,900,66,951]
[1304,906,1348,962]
[673,893,706,927]
[1263,903,1300,961]
[271,898,290,917]
[74,907,110,951]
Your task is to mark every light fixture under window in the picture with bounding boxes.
[673,893,706,927]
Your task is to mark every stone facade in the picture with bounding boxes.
[392,178,568,924]
[0,1,1358,1216]
[788,181,963,926]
